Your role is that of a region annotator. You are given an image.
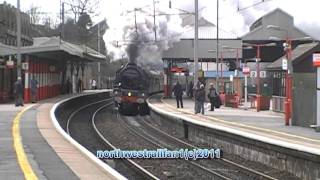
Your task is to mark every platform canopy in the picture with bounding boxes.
[162,39,242,62]
[267,42,320,70]
[0,43,17,56]
[0,37,106,62]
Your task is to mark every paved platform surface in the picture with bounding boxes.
[0,105,25,179]
[148,95,320,151]
[0,92,119,180]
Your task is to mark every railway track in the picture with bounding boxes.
[66,98,158,180]
[136,117,281,180]
[94,105,231,179]
[64,97,297,179]
[116,115,233,180]
[117,115,278,180]
[91,103,159,180]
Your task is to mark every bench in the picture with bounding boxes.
[225,94,240,108]
[229,95,240,108]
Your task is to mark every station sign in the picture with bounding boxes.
[170,67,187,73]
[250,71,257,77]
[249,70,266,78]
[230,75,233,82]
[242,67,250,75]
[282,58,288,70]
[6,60,14,68]
[22,62,29,70]
[260,71,267,78]
[313,53,320,67]
[49,65,56,72]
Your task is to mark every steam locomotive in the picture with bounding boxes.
[113,62,161,115]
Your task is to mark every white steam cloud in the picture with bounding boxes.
[104,1,184,70]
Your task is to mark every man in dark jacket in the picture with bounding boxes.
[30,76,38,103]
[172,81,183,108]
[188,81,194,98]
[196,84,205,114]
[207,83,217,111]
[14,77,24,106]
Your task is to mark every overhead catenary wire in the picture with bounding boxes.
[237,0,272,12]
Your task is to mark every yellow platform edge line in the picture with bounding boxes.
[160,96,320,143]
[12,105,38,180]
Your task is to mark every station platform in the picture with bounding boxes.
[148,95,320,154]
[0,92,120,180]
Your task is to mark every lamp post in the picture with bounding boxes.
[268,25,313,125]
[194,0,199,87]
[243,42,276,112]
[216,0,219,91]
[267,25,292,125]
[16,0,21,79]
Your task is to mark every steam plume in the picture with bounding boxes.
[104,2,184,70]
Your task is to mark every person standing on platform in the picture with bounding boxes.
[14,77,24,107]
[77,78,83,93]
[91,79,97,90]
[196,84,205,114]
[207,83,218,111]
[66,78,72,94]
[188,81,194,98]
[30,76,38,103]
[172,81,183,108]
[194,80,202,113]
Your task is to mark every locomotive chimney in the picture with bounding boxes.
[126,42,139,64]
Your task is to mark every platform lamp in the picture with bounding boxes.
[267,25,292,124]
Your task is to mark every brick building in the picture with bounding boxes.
[0,2,33,46]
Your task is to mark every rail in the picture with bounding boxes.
[139,118,279,180]
[91,104,160,180]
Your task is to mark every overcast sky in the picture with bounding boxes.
[2,0,320,39]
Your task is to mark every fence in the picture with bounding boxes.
[271,96,285,113]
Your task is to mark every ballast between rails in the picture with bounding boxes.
[91,103,160,180]
[117,114,232,179]
[138,118,279,180]
[50,92,127,180]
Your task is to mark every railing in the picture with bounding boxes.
[0,90,9,103]
[271,96,285,113]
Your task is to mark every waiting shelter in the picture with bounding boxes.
[0,36,106,103]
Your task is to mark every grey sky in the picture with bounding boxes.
[2,0,320,39]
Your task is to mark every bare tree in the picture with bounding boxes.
[42,15,58,29]
[68,0,100,22]
[26,4,41,24]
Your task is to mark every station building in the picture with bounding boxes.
[162,17,243,99]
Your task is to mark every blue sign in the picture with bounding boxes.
[204,71,244,78]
